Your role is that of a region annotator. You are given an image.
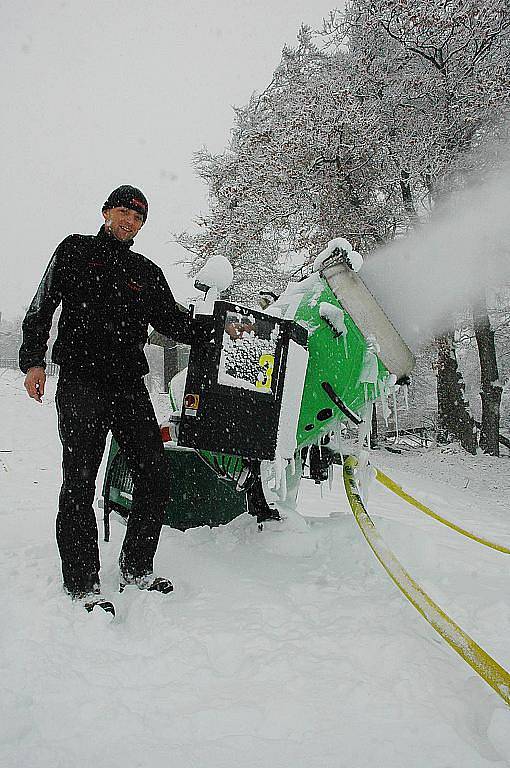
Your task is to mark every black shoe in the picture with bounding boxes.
[65,588,116,616]
[146,576,174,594]
[120,573,174,594]
[83,597,116,616]
[65,581,115,616]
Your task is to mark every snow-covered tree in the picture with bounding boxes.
[176,26,405,302]
[177,1,510,452]
[324,0,510,453]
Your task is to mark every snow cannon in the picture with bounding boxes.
[101,240,415,534]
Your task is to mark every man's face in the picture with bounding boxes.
[103,206,144,241]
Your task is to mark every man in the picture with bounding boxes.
[19,185,194,615]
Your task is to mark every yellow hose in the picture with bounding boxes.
[375,468,510,555]
[343,456,510,707]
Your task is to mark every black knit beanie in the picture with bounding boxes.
[102,185,149,222]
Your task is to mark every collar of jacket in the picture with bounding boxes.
[96,225,134,253]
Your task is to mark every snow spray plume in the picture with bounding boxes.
[362,165,510,351]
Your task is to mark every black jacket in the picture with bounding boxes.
[19,226,194,379]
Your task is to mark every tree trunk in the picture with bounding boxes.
[370,402,378,449]
[396,164,476,454]
[400,179,475,455]
[472,292,502,456]
[436,331,477,454]
[399,169,420,228]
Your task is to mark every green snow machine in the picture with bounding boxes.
[102,238,415,536]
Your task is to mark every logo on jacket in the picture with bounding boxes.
[127,279,143,293]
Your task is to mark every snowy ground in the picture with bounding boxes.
[1,369,510,768]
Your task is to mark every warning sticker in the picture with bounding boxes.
[184,393,200,412]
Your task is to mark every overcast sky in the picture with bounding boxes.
[1,0,337,319]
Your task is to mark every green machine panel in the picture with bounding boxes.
[102,438,246,535]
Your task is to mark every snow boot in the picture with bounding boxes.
[83,596,116,616]
[65,584,116,616]
[119,573,174,595]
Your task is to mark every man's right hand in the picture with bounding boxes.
[24,367,46,403]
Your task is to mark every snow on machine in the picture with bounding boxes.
[101,237,415,535]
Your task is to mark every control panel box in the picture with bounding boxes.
[177,301,308,460]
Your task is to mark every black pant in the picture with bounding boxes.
[55,373,170,595]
